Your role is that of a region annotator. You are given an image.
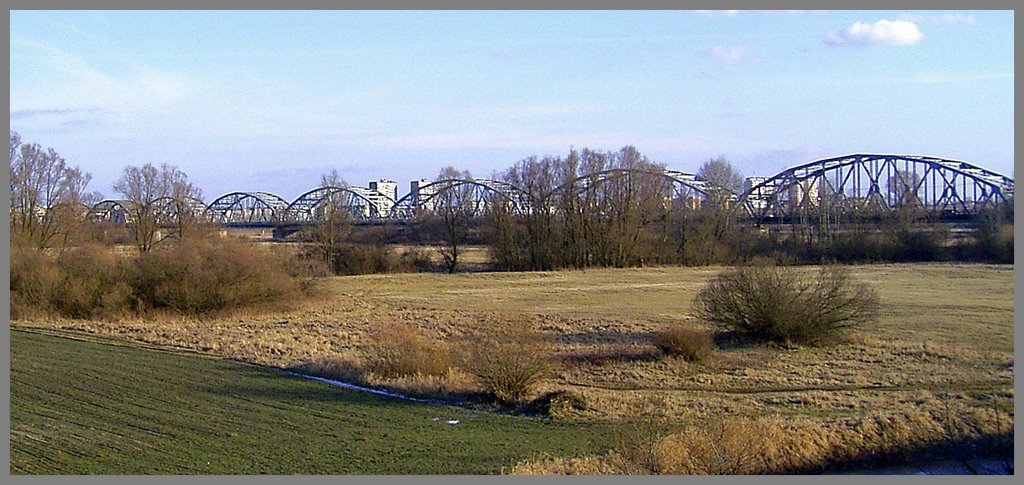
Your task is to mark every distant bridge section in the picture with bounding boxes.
[205,191,290,225]
[738,154,1013,222]
[391,178,530,219]
[79,154,1013,230]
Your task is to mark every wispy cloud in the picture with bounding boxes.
[10,107,105,120]
[11,36,194,121]
[704,45,754,64]
[30,12,106,42]
[824,19,925,47]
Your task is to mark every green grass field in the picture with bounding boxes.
[9,329,615,474]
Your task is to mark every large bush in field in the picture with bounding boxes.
[459,323,552,405]
[692,264,879,346]
[129,237,303,315]
[10,243,130,319]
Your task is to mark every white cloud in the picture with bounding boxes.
[938,13,976,25]
[706,45,753,64]
[824,19,925,47]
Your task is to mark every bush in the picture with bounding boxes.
[363,323,454,378]
[397,247,436,272]
[693,263,879,346]
[653,326,716,363]
[459,323,552,405]
[10,243,131,320]
[51,245,132,319]
[9,244,61,319]
[129,237,304,315]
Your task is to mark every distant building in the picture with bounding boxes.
[410,178,436,211]
[788,178,820,208]
[368,179,399,215]
[744,176,770,210]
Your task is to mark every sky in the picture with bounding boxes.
[9,9,1015,203]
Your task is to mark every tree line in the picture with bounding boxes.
[10,131,1013,277]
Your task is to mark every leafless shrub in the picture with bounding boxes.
[653,326,716,363]
[50,244,131,319]
[458,322,552,405]
[9,243,61,319]
[657,417,774,474]
[128,236,305,315]
[608,395,673,474]
[693,263,879,346]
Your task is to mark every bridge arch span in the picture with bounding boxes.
[286,185,397,222]
[738,154,1013,221]
[205,191,289,225]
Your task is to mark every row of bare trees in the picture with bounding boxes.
[296,146,750,274]
[10,131,203,254]
[483,147,746,271]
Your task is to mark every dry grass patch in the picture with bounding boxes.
[291,354,481,402]
[363,322,455,378]
[511,408,1015,475]
[558,343,663,369]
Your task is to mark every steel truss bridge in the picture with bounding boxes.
[83,154,1012,228]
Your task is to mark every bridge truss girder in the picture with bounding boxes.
[739,154,1014,222]
[286,185,396,223]
[87,199,136,225]
[391,178,530,219]
[205,191,289,225]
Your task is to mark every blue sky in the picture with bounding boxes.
[9,9,1015,202]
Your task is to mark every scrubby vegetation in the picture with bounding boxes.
[513,409,1014,475]
[128,237,306,315]
[10,236,311,319]
[693,263,880,346]
[363,323,455,379]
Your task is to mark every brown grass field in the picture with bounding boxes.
[12,262,1013,472]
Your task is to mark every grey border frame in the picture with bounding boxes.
[5,1,1020,485]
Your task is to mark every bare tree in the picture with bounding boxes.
[596,146,669,267]
[430,166,475,273]
[693,157,745,257]
[697,156,744,198]
[500,155,560,270]
[113,163,201,253]
[310,169,353,273]
[9,131,99,249]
